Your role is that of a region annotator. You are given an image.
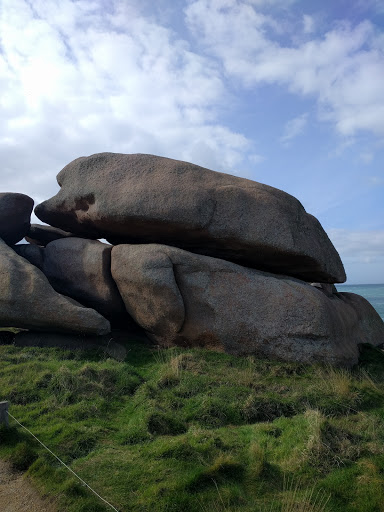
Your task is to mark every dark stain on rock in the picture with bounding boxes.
[74,193,95,212]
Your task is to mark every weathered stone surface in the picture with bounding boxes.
[0,193,34,245]
[0,238,110,334]
[111,244,384,366]
[35,153,346,283]
[43,237,129,325]
[26,224,84,246]
[13,243,44,270]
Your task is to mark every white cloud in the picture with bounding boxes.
[368,176,384,186]
[248,153,265,164]
[247,0,299,7]
[185,1,384,139]
[360,152,374,164]
[0,0,252,202]
[280,113,308,145]
[303,14,314,34]
[328,228,384,264]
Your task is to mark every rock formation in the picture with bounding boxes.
[0,238,110,334]
[34,153,346,283]
[1,152,383,365]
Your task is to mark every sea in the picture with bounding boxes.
[335,284,384,321]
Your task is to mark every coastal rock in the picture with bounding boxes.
[111,244,383,366]
[35,153,346,283]
[0,238,110,334]
[43,237,129,325]
[26,224,84,246]
[13,243,45,270]
[0,192,34,245]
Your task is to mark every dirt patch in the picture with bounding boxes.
[0,459,58,512]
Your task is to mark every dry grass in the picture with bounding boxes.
[318,366,354,398]
[280,476,331,512]
[248,442,265,479]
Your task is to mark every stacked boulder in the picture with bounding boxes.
[0,193,109,335]
[1,153,383,366]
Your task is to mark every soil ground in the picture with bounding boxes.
[0,459,57,512]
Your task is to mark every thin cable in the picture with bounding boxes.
[7,412,120,512]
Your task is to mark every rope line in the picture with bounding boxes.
[7,411,120,512]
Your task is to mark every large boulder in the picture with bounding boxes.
[26,224,84,246]
[0,192,34,245]
[43,238,129,325]
[111,244,384,366]
[0,238,110,334]
[35,153,345,283]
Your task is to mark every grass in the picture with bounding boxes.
[0,338,383,512]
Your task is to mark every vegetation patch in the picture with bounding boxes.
[0,341,383,511]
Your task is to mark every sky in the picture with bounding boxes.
[1,0,383,284]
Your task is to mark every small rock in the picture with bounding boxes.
[13,244,45,270]
[26,224,84,246]
[0,192,34,245]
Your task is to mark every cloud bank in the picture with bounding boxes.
[0,0,253,202]
[186,0,384,138]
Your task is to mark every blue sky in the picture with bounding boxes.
[1,0,383,283]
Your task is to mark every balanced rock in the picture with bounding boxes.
[0,192,34,245]
[26,224,83,246]
[0,238,110,334]
[43,238,128,324]
[111,244,383,366]
[35,153,345,283]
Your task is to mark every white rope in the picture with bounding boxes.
[7,411,120,512]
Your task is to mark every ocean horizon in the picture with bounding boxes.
[336,283,384,321]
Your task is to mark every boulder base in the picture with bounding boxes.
[111,244,383,366]
[11,330,148,361]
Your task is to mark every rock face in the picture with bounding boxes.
[0,238,110,334]
[0,193,34,245]
[35,153,346,283]
[43,238,128,324]
[26,224,82,246]
[111,244,384,366]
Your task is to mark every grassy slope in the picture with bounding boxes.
[0,339,383,512]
